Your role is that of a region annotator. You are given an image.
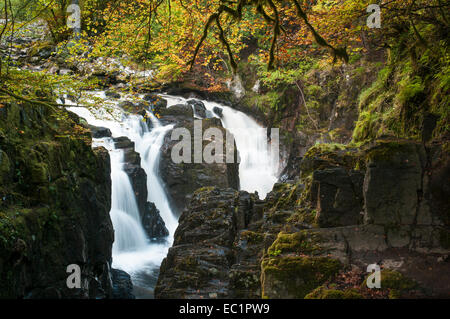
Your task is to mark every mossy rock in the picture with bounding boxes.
[267,231,324,256]
[362,269,418,299]
[365,140,424,166]
[305,286,363,299]
[240,230,264,245]
[261,256,342,299]
[300,143,366,179]
[265,182,303,211]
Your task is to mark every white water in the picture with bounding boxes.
[109,144,148,253]
[65,91,279,298]
[161,95,279,198]
[66,94,176,298]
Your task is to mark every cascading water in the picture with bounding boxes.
[109,142,148,254]
[66,95,175,298]
[160,95,279,199]
[64,90,279,298]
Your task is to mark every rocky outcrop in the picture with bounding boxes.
[159,117,240,216]
[111,269,135,299]
[155,139,450,299]
[155,187,259,298]
[187,99,208,118]
[88,125,112,138]
[157,103,194,126]
[312,168,364,227]
[142,202,169,238]
[0,101,116,298]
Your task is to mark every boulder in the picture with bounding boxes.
[159,118,240,215]
[119,100,150,115]
[155,187,243,299]
[157,103,193,125]
[143,94,168,112]
[105,90,121,99]
[111,269,135,299]
[187,99,207,118]
[89,125,112,138]
[212,106,223,118]
[141,202,169,238]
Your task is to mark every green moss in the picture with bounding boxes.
[300,143,365,179]
[0,150,11,183]
[395,76,425,107]
[240,230,264,245]
[286,207,316,226]
[261,256,342,299]
[193,186,216,195]
[0,100,112,297]
[305,286,363,299]
[352,23,449,143]
[365,140,415,163]
[267,231,323,256]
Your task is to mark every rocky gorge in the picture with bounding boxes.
[1,10,449,300]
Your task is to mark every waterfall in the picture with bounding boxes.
[161,95,279,199]
[65,90,279,298]
[66,97,176,298]
[109,143,148,254]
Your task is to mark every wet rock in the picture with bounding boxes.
[141,202,169,238]
[113,136,135,149]
[158,103,193,125]
[144,94,168,112]
[159,118,240,215]
[111,269,135,299]
[118,100,149,115]
[155,187,243,299]
[105,90,121,99]
[156,137,450,299]
[212,106,223,118]
[187,99,207,118]
[89,125,112,138]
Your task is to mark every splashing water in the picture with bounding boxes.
[161,95,279,199]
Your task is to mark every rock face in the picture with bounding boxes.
[112,136,168,239]
[88,125,112,138]
[111,269,135,299]
[155,139,450,299]
[363,142,429,226]
[312,168,364,227]
[142,202,169,238]
[158,103,194,126]
[0,101,116,298]
[159,117,240,215]
[155,187,260,298]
